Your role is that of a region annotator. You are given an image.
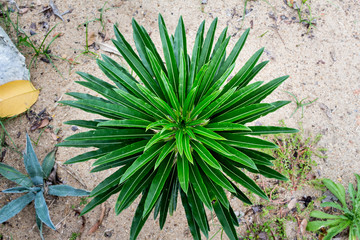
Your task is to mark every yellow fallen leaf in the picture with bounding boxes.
[0,80,39,118]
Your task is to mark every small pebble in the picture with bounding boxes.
[280,15,288,20]
[30,30,36,36]
[71,126,79,131]
[104,229,113,238]
[201,0,207,4]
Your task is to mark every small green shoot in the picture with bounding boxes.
[75,21,99,59]
[285,91,318,118]
[287,0,317,33]
[0,6,63,76]
[69,232,81,240]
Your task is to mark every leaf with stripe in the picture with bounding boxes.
[180,189,202,240]
[195,154,235,193]
[98,119,151,129]
[205,122,251,132]
[193,126,225,140]
[188,21,205,93]
[145,130,175,151]
[221,133,278,149]
[158,14,179,92]
[212,103,272,123]
[221,160,268,200]
[120,143,164,183]
[177,154,189,193]
[93,140,147,166]
[213,198,238,240]
[183,134,193,163]
[192,141,222,170]
[143,154,174,217]
[187,185,210,238]
[155,140,175,168]
[189,163,212,210]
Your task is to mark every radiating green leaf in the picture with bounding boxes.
[192,141,222,170]
[306,219,343,231]
[212,103,272,123]
[143,154,174,217]
[2,186,31,193]
[183,134,193,163]
[116,161,155,214]
[130,189,151,240]
[48,185,90,197]
[98,119,151,128]
[90,166,128,197]
[193,125,225,140]
[221,160,268,200]
[202,174,229,208]
[35,191,55,229]
[177,154,189,193]
[187,185,209,238]
[120,143,164,183]
[180,189,202,240]
[196,135,232,156]
[222,133,278,149]
[218,143,257,170]
[0,192,35,223]
[145,130,175,151]
[158,14,179,92]
[197,37,230,100]
[66,129,152,141]
[191,90,221,119]
[82,186,122,216]
[215,28,249,81]
[195,154,235,193]
[155,140,176,168]
[198,18,218,69]
[93,140,147,166]
[24,134,43,186]
[0,163,33,187]
[178,50,187,107]
[64,120,104,129]
[205,122,251,132]
[213,199,238,240]
[189,163,212,210]
[310,210,345,219]
[188,21,205,93]
[113,26,162,97]
[176,130,184,156]
[222,48,264,93]
[41,149,56,179]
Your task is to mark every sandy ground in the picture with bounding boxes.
[1,0,359,239]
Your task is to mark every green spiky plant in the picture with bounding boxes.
[0,134,89,240]
[307,175,360,240]
[58,14,298,240]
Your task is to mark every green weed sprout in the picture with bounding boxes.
[0,134,89,239]
[59,14,298,240]
[285,91,318,118]
[307,174,360,240]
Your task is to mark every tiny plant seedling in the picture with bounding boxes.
[0,134,89,239]
[0,6,64,77]
[287,0,317,33]
[285,91,318,118]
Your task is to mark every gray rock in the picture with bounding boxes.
[0,26,30,85]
